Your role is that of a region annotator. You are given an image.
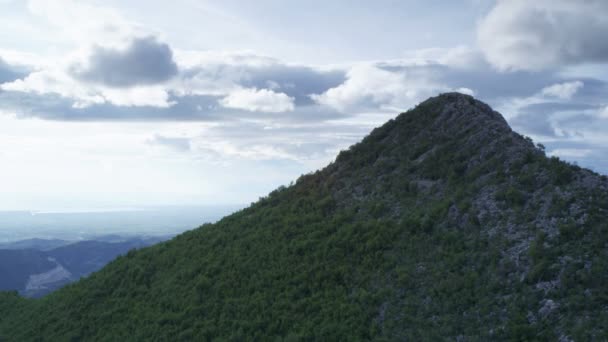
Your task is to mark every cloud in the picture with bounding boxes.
[501,78,608,142]
[311,61,482,114]
[1,68,175,108]
[498,80,589,119]
[1,68,107,106]
[0,89,344,123]
[498,105,594,165]
[70,37,178,87]
[540,81,584,100]
[178,120,369,164]
[0,91,210,121]
[455,87,475,96]
[311,64,436,113]
[549,148,592,159]
[0,48,343,114]
[1,37,177,108]
[98,86,175,108]
[0,45,597,154]
[0,57,27,83]
[220,88,294,112]
[0,49,47,70]
[478,0,608,71]
[173,51,345,105]
[148,134,191,152]
[2,46,565,121]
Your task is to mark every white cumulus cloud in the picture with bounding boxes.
[310,63,474,114]
[478,0,608,71]
[311,64,437,113]
[220,88,295,112]
[540,81,584,100]
[549,148,592,159]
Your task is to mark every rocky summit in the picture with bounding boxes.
[1,93,607,341]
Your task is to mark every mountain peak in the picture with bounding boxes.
[329,93,523,181]
[319,93,570,223]
[405,92,511,135]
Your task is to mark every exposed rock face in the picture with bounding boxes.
[538,299,559,318]
[25,258,72,294]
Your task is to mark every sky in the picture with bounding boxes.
[0,0,607,210]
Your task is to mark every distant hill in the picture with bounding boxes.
[0,249,54,292]
[0,236,168,298]
[1,93,607,340]
[0,238,72,251]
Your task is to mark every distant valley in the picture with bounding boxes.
[0,205,244,298]
[0,236,169,297]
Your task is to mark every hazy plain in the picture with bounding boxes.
[0,205,243,243]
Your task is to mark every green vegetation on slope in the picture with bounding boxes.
[1,93,607,341]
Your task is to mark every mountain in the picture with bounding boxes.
[0,237,168,298]
[1,93,607,340]
[0,249,54,292]
[46,237,167,278]
[0,238,72,251]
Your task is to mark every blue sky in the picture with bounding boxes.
[0,0,607,210]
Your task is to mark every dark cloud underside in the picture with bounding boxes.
[0,58,28,84]
[70,36,178,87]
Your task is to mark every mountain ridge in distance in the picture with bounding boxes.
[1,93,607,340]
[0,236,170,298]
